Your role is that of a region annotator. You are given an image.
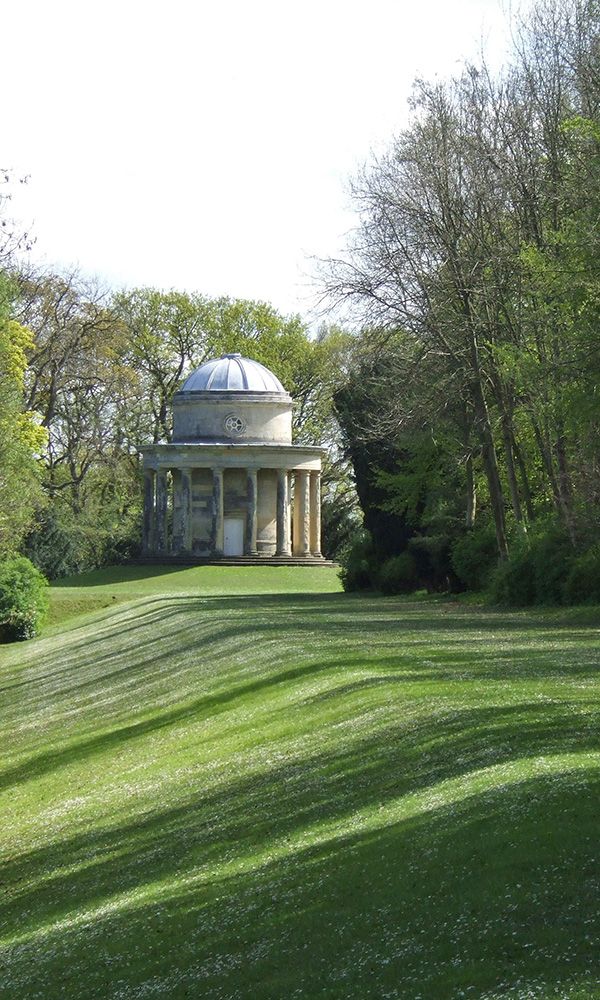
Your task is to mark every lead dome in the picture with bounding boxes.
[180,353,287,394]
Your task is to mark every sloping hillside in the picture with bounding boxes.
[1,568,599,999]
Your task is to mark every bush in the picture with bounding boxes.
[0,556,49,641]
[408,534,461,593]
[100,526,142,567]
[563,545,600,604]
[531,526,573,605]
[489,544,537,605]
[451,525,498,591]
[338,530,376,592]
[489,524,574,606]
[23,508,87,579]
[377,552,418,594]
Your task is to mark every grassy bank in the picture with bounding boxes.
[47,563,342,627]
[1,569,599,998]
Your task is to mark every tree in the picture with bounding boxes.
[0,275,46,557]
[323,0,600,560]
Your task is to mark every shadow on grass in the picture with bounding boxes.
[3,591,600,996]
[3,694,600,924]
[2,650,599,796]
[51,565,207,589]
[2,591,599,789]
[3,765,599,999]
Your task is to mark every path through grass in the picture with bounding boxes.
[1,568,599,998]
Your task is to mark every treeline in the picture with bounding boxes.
[329,0,600,604]
[0,263,358,579]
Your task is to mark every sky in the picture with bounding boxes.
[3,0,525,321]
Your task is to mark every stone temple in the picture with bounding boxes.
[141,353,325,561]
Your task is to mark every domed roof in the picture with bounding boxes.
[179,353,287,393]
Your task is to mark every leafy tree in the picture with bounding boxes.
[0,275,46,557]
[323,0,600,568]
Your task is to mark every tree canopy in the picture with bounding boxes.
[324,0,600,596]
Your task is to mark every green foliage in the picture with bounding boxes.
[0,555,49,641]
[451,526,498,591]
[489,525,574,606]
[0,275,46,557]
[23,460,142,579]
[408,533,460,593]
[324,0,600,573]
[563,545,600,605]
[377,432,462,530]
[338,530,376,592]
[531,528,574,605]
[377,552,418,594]
[320,468,361,561]
[23,508,88,579]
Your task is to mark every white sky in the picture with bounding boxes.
[3,0,524,320]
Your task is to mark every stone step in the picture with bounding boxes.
[134,555,337,568]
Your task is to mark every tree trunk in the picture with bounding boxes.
[466,328,509,558]
[531,414,575,539]
[512,436,536,522]
[465,452,477,528]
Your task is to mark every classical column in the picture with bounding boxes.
[310,470,322,557]
[211,467,224,555]
[293,470,311,557]
[276,468,291,556]
[180,468,193,552]
[155,469,168,554]
[171,469,183,551]
[245,468,258,555]
[142,468,155,553]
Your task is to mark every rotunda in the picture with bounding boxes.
[141,354,324,560]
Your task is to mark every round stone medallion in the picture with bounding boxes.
[223,413,246,435]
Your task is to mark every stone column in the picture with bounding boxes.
[155,469,168,554]
[181,469,193,552]
[276,468,291,556]
[142,468,155,552]
[245,468,258,555]
[310,470,322,557]
[171,469,183,551]
[211,467,224,555]
[293,470,311,557]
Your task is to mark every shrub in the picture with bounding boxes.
[531,526,573,605]
[451,525,498,591]
[489,549,535,605]
[489,524,574,606]
[338,530,376,592]
[23,508,87,579]
[100,526,142,567]
[0,556,49,641]
[563,545,600,604]
[378,552,418,595]
[408,534,460,593]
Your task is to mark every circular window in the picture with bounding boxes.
[224,413,246,435]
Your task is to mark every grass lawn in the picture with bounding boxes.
[47,564,342,627]
[1,566,599,999]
